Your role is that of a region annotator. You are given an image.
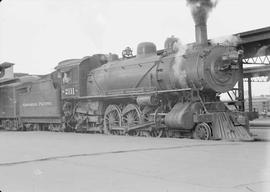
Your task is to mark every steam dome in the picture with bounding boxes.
[136,42,157,58]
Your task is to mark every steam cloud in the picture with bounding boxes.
[172,40,189,88]
[186,0,218,24]
[210,35,242,46]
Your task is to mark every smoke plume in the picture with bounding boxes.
[186,0,218,24]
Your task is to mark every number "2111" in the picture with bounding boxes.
[64,88,75,95]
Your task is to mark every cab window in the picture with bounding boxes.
[62,71,72,84]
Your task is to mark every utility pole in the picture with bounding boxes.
[238,53,245,111]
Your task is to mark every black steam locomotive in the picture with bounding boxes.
[0,21,253,140]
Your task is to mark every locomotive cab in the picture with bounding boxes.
[56,55,106,99]
[56,59,81,99]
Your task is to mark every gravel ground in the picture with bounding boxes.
[0,131,269,192]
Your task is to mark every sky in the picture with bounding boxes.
[0,0,270,95]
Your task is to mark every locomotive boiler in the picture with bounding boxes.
[88,41,239,95]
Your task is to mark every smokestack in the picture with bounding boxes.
[195,22,208,45]
[186,0,217,45]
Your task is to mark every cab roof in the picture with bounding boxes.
[55,56,91,70]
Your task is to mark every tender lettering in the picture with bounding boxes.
[22,102,53,107]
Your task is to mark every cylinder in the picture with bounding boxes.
[165,102,203,129]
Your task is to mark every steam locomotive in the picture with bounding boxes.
[0,23,253,140]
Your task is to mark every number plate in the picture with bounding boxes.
[64,88,75,95]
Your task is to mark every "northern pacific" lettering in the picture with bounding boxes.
[22,102,53,107]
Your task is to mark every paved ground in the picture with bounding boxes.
[0,130,269,192]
